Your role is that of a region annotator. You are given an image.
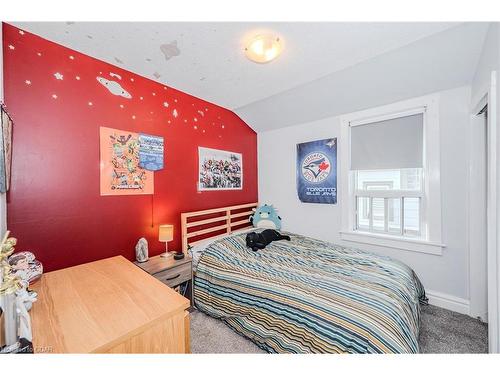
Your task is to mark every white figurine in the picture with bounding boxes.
[135,238,149,263]
[15,287,36,342]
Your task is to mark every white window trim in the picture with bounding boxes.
[339,93,446,255]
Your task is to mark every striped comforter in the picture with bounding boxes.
[194,232,426,353]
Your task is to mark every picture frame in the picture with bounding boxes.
[198,147,243,191]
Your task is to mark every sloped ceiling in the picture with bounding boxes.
[235,23,489,131]
[13,22,459,108]
[10,22,488,131]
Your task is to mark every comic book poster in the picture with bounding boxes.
[296,138,337,204]
[100,127,154,195]
[198,147,243,191]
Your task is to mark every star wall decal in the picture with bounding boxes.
[7,35,222,135]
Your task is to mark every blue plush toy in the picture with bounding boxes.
[249,204,282,230]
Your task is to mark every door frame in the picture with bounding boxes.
[468,107,488,322]
[469,71,498,353]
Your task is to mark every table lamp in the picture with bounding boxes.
[159,224,174,258]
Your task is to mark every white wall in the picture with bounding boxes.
[0,25,6,238]
[258,86,472,308]
[471,23,499,102]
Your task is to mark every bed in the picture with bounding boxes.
[182,203,427,354]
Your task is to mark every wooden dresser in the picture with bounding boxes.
[29,256,190,353]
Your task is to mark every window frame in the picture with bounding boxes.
[339,94,445,255]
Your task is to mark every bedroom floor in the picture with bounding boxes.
[190,305,488,354]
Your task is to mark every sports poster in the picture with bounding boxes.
[296,138,337,204]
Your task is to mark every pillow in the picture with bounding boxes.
[188,227,256,270]
[249,204,282,230]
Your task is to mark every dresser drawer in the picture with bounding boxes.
[154,262,191,287]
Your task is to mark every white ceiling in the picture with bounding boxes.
[13,22,460,110]
[235,22,489,132]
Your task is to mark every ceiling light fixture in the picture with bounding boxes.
[244,34,283,63]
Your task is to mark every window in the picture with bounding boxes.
[339,94,444,255]
[354,168,422,237]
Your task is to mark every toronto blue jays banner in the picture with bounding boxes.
[296,138,337,204]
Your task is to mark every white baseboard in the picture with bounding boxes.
[426,289,470,315]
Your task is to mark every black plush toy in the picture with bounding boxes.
[245,229,291,252]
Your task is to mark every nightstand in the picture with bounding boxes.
[135,254,193,305]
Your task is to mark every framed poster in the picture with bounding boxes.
[296,138,337,204]
[0,106,13,193]
[100,126,154,195]
[198,147,243,191]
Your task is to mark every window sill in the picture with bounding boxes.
[339,230,445,255]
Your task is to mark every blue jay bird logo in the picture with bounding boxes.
[303,157,327,178]
[301,152,331,183]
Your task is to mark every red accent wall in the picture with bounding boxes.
[2,23,257,272]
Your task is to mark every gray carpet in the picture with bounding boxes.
[190,305,488,354]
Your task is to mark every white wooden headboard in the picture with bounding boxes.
[181,202,258,254]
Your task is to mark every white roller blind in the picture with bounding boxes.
[350,113,423,170]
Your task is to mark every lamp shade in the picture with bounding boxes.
[158,224,174,242]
